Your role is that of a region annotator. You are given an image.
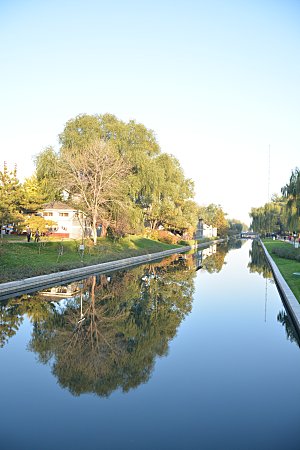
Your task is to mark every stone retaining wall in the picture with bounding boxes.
[0,239,225,299]
[0,246,190,298]
[260,240,300,335]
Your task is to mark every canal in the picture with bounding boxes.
[1,240,300,450]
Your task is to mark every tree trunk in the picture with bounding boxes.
[92,218,97,246]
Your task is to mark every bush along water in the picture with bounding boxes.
[272,245,300,262]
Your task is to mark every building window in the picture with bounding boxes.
[44,212,53,217]
[59,213,69,217]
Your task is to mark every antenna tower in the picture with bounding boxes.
[267,145,271,234]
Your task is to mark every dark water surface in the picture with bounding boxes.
[1,240,300,450]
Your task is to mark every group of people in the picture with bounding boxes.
[26,227,40,243]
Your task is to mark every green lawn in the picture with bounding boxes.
[0,235,182,283]
[263,239,300,302]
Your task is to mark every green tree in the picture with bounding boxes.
[0,162,24,232]
[38,113,197,237]
[35,146,61,201]
[227,219,248,235]
[249,198,287,235]
[22,175,47,211]
[22,215,56,234]
[59,114,161,233]
[281,167,300,232]
[198,204,228,236]
[139,153,197,234]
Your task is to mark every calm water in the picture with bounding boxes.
[1,240,300,450]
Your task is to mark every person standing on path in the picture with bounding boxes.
[26,227,31,242]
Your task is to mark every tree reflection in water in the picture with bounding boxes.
[277,310,300,347]
[201,245,227,273]
[198,240,243,274]
[248,239,272,279]
[247,240,300,345]
[0,295,55,348]
[23,254,195,397]
[1,244,236,397]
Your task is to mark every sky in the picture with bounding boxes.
[1,0,300,225]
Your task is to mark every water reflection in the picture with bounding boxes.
[227,238,243,250]
[196,239,244,273]
[277,310,300,347]
[248,239,272,278]
[1,254,197,397]
[201,244,227,273]
[247,240,300,346]
[0,295,55,348]
[0,243,239,397]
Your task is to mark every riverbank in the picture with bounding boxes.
[0,237,224,298]
[262,239,300,301]
[0,235,186,283]
[261,238,300,335]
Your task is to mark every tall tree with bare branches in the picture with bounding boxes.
[60,139,130,244]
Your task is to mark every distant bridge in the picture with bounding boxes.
[240,232,259,239]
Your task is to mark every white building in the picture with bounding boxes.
[195,218,217,239]
[41,201,91,239]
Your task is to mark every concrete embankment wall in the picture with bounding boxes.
[0,246,188,299]
[260,240,300,335]
[0,239,225,300]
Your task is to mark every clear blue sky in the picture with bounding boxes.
[1,0,300,224]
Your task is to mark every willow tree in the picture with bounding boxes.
[144,153,197,233]
[58,114,161,232]
[35,146,61,201]
[250,198,287,235]
[36,113,198,237]
[281,167,300,231]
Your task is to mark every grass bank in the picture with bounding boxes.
[0,235,182,283]
[263,239,300,302]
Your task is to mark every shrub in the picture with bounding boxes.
[178,239,195,247]
[157,230,179,244]
[106,225,126,241]
[272,245,300,261]
[143,228,179,244]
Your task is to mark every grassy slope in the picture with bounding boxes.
[263,239,300,302]
[0,235,182,283]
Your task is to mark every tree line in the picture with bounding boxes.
[250,167,300,235]
[1,113,244,241]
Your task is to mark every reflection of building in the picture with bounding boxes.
[195,218,217,239]
[195,244,217,269]
[202,244,216,257]
[39,282,80,299]
[41,202,91,239]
